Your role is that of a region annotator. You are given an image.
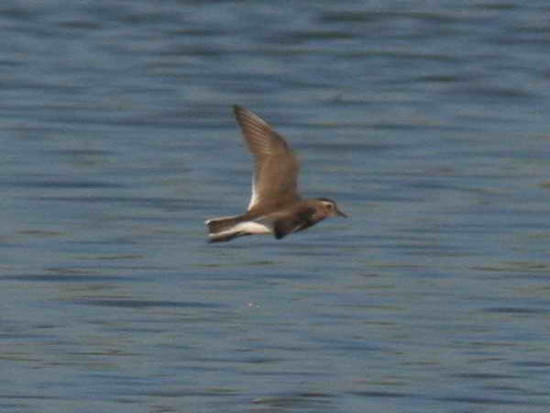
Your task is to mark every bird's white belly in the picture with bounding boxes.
[233,220,272,235]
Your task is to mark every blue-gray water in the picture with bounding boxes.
[1,1,549,412]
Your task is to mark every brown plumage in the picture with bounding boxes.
[205,105,347,243]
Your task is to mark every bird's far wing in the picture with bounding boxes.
[233,105,300,210]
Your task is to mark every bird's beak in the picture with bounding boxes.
[336,208,348,218]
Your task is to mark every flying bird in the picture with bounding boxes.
[206,105,347,243]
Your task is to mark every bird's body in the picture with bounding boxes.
[206,105,347,243]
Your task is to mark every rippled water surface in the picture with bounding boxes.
[1,1,549,412]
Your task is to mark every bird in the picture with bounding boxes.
[205,105,347,243]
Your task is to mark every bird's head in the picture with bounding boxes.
[317,198,348,218]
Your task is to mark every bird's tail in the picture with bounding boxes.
[205,215,246,243]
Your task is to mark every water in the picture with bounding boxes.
[1,1,549,412]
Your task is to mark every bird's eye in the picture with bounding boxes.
[326,203,333,209]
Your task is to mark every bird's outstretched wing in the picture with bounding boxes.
[233,105,300,211]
